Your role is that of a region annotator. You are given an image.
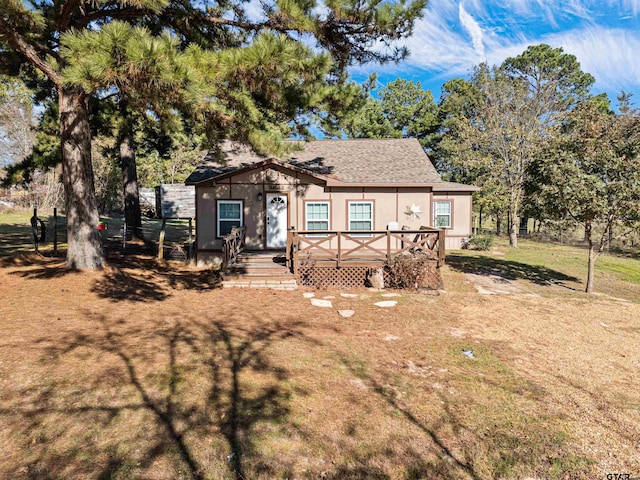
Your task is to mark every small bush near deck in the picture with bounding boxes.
[384,251,441,290]
[469,233,495,251]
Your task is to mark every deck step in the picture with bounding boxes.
[229,262,288,269]
[227,265,290,275]
[222,278,297,290]
[224,251,295,288]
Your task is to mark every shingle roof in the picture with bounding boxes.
[185,138,463,186]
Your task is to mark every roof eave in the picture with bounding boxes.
[189,158,331,187]
[325,179,480,191]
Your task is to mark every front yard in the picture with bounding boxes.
[0,239,639,479]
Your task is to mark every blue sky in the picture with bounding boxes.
[350,0,640,105]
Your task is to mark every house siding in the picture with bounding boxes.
[432,192,473,249]
[195,166,473,265]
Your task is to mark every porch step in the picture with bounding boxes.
[227,263,290,275]
[223,250,296,289]
[236,251,287,264]
[222,277,297,290]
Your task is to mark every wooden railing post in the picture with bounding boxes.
[386,229,391,258]
[438,228,446,267]
[337,232,342,267]
[286,229,292,270]
[292,231,298,274]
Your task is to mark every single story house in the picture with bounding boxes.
[185,138,479,266]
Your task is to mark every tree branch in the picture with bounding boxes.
[0,20,61,86]
[73,7,156,28]
[58,0,82,31]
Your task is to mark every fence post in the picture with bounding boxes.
[53,207,58,254]
[337,232,341,267]
[122,222,127,255]
[188,218,193,260]
[158,218,167,260]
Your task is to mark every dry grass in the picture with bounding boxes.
[0,252,639,479]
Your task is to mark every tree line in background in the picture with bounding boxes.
[338,44,640,293]
[1,19,639,292]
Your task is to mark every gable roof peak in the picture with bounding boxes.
[185,137,443,185]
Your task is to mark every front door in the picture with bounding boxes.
[266,193,288,248]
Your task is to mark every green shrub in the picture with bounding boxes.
[469,234,495,251]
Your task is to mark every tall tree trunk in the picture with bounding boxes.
[59,87,103,269]
[119,103,143,239]
[508,187,519,248]
[479,205,483,233]
[586,243,597,294]
[496,211,502,236]
[584,221,599,294]
[508,206,518,248]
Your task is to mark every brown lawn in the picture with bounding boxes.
[0,253,639,479]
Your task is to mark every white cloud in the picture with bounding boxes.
[458,3,485,59]
[350,1,640,97]
[540,27,640,94]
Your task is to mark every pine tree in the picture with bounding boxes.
[0,0,426,269]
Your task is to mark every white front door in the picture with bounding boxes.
[266,193,288,248]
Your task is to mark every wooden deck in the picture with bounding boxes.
[220,227,445,288]
[286,228,445,274]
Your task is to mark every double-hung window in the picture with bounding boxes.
[217,200,243,237]
[348,201,373,235]
[433,201,452,228]
[305,201,330,235]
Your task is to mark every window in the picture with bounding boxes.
[217,200,243,237]
[305,202,330,234]
[348,201,373,234]
[434,201,451,228]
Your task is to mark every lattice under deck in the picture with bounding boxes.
[296,259,442,290]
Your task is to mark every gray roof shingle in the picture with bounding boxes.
[185,138,448,185]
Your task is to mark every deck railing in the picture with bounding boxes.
[286,227,445,274]
[221,225,246,270]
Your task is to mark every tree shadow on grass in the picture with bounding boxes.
[322,340,592,480]
[0,311,305,479]
[0,254,78,279]
[3,254,222,302]
[446,253,579,289]
[91,256,222,302]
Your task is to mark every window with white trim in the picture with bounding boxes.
[434,201,452,228]
[217,200,243,237]
[305,202,330,234]
[348,201,373,234]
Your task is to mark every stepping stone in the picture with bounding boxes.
[374,300,397,308]
[340,293,358,298]
[338,310,355,318]
[311,298,333,308]
[381,293,400,297]
[302,292,315,298]
[383,334,400,341]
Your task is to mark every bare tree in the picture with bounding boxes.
[0,77,35,167]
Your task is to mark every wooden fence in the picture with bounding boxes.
[287,227,445,274]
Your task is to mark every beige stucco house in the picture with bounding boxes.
[185,138,479,266]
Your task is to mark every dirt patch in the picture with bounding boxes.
[1,255,639,479]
